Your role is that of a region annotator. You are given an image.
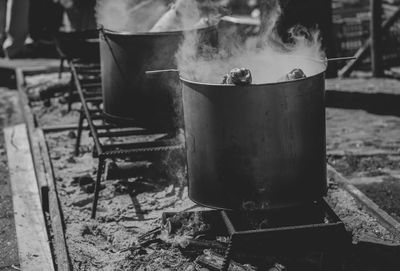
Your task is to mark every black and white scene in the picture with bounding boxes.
[1,0,400,270]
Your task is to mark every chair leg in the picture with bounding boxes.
[91,157,105,219]
[67,74,74,112]
[58,58,65,79]
[75,107,85,156]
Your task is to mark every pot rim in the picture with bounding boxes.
[101,23,217,37]
[180,56,327,87]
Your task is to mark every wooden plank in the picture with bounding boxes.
[0,58,60,71]
[36,128,72,271]
[15,68,72,271]
[328,164,400,237]
[15,68,49,206]
[4,124,54,271]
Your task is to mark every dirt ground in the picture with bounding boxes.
[0,87,23,271]
[23,73,400,270]
[326,78,400,222]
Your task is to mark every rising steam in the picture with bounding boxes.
[176,0,326,84]
[95,0,170,32]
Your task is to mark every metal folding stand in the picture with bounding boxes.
[161,199,350,271]
[217,199,350,271]
[69,60,184,219]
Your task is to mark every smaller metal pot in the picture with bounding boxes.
[100,25,217,129]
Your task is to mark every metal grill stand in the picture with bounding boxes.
[69,59,184,219]
[161,199,350,270]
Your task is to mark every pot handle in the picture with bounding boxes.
[145,69,180,77]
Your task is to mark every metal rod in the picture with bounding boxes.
[96,129,156,138]
[327,56,356,62]
[144,58,355,77]
[70,61,103,156]
[91,157,105,219]
[101,139,178,152]
[145,69,179,75]
[75,106,85,156]
[371,0,383,77]
[221,210,236,235]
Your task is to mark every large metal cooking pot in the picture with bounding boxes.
[100,25,217,129]
[181,61,327,209]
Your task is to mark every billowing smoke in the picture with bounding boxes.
[95,0,170,32]
[176,0,326,84]
[95,0,214,33]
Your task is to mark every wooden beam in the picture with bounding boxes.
[36,128,72,271]
[371,0,383,77]
[15,68,49,207]
[4,124,55,271]
[15,68,72,271]
[328,164,400,237]
[339,6,400,77]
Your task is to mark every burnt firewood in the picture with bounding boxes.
[137,227,162,247]
[164,211,211,237]
[71,173,94,186]
[268,263,286,271]
[179,238,227,255]
[195,250,257,271]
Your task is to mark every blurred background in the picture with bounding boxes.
[1,0,400,77]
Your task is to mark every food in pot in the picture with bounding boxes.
[193,17,211,29]
[277,68,306,82]
[222,68,252,85]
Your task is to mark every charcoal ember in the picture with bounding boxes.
[258,218,269,229]
[222,68,252,85]
[81,183,105,194]
[67,131,76,139]
[216,236,230,243]
[277,68,306,82]
[268,263,286,271]
[165,219,182,235]
[164,212,210,237]
[71,173,94,186]
[137,227,162,247]
[242,201,257,210]
[180,239,227,255]
[184,263,197,271]
[195,250,257,271]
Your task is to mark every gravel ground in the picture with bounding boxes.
[23,73,400,270]
[326,77,400,222]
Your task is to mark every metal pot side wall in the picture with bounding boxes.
[100,27,217,127]
[182,73,327,209]
[100,31,183,125]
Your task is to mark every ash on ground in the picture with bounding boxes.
[25,73,400,270]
